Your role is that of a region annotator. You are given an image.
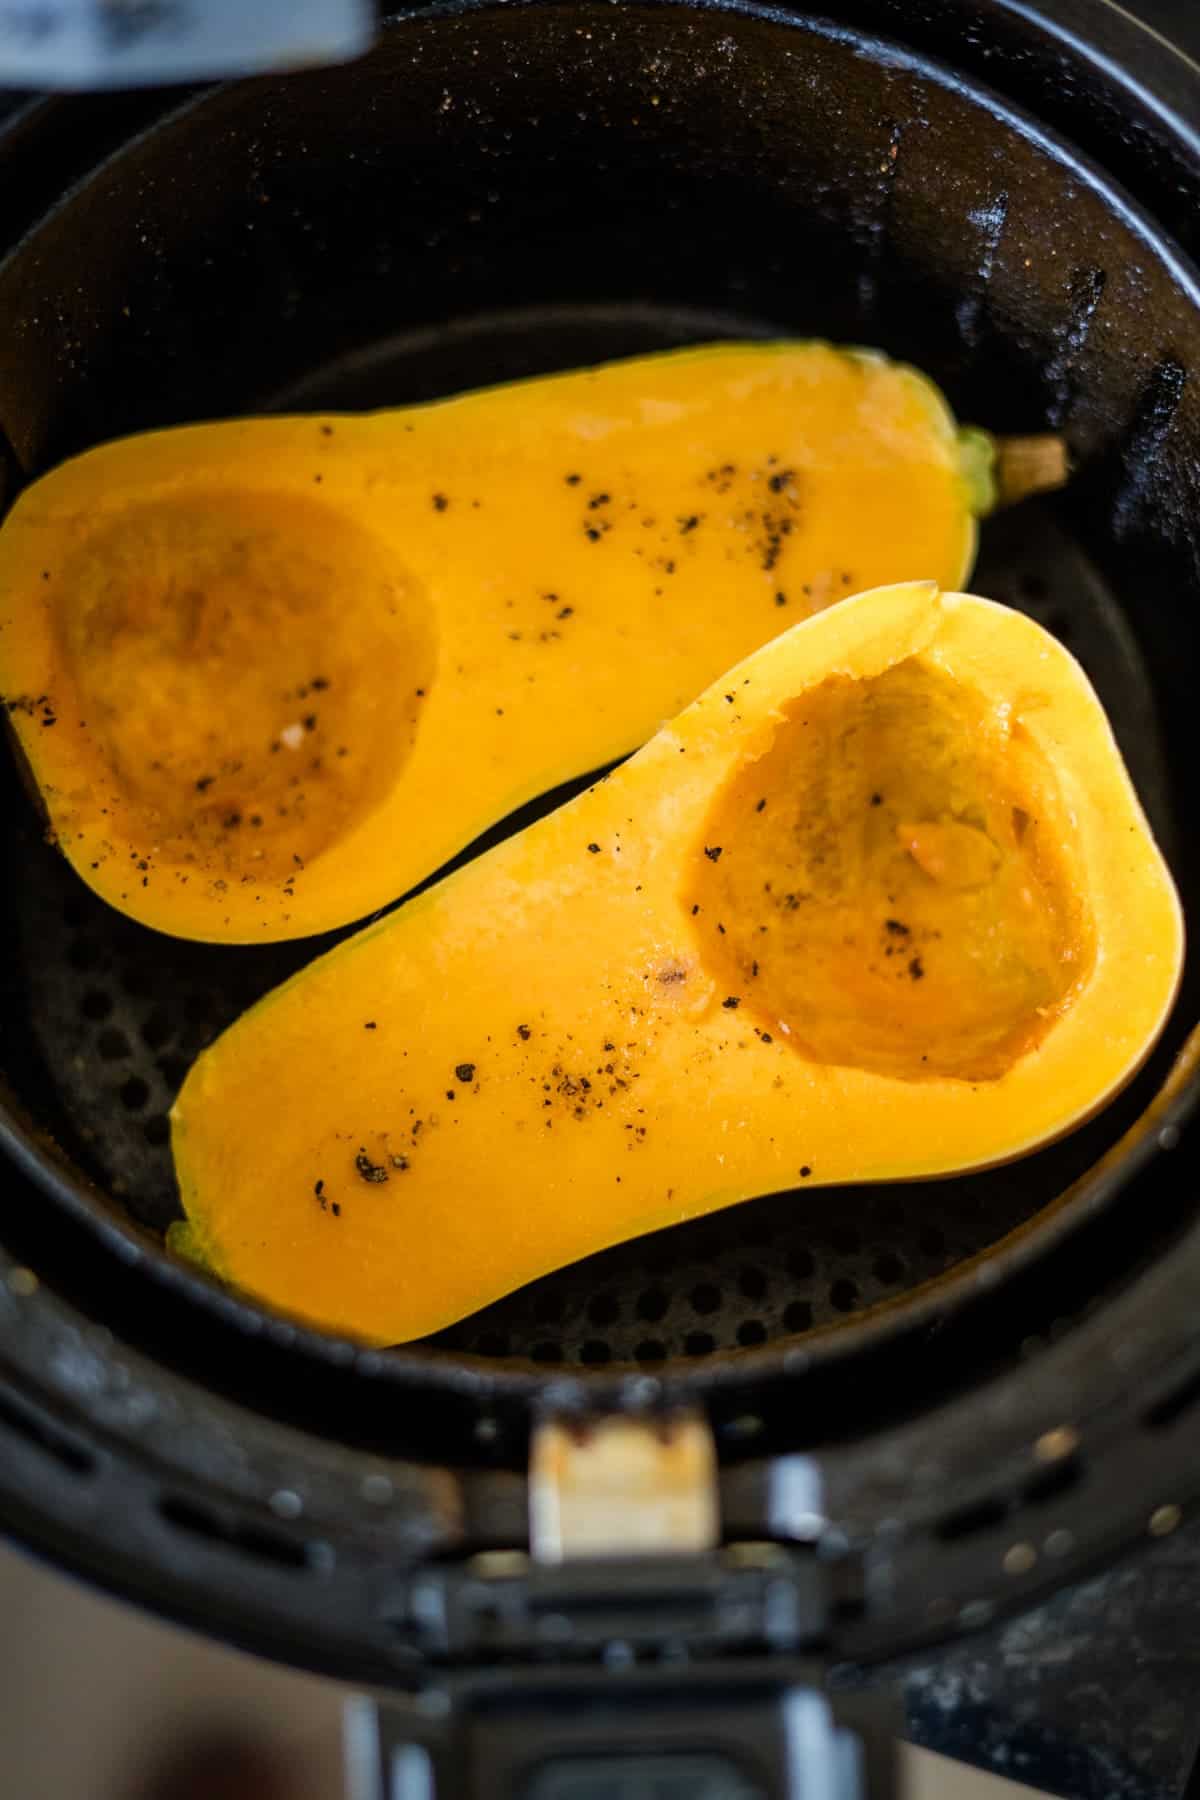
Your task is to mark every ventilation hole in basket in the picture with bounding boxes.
[784,1300,814,1333]
[787,1248,816,1280]
[829,1278,860,1314]
[143,1114,170,1148]
[476,1332,510,1358]
[533,1291,565,1325]
[120,1076,150,1112]
[120,965,151,998]
[737,1319,768,1347]
[693,1222,729,1260]
[873,1252,906,1285]
[158,1495,311,1571]
[879,1199,908,1231]
[156,1054,190,1094]
[580,1339,612,1366]
[830,1224,861,1255]
[587,1293,620,1327]
[920,1226,947,1258]
[141,1009,172,1050]
[61,898,89,929]
[1020,572,1048,602]
[183,992,212,1022]
[531,1341,563,1364]
[68,939,101,972]
[80,988,113,1021]
[684,1331,716,1357]
[0,1385,95,1475]
[636,1287,669,1323]
[97,1027,132,1062]
[634,1339,667,1363]
[689,1282,721,1316]
[738,1267,768,1301]
[734,1210,774,1247]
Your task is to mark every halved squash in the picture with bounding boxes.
[171,582,1183,1345]
[0,342,1053,943]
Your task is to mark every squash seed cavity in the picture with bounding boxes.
[686,657,1093,1081]
[56,490,435,884]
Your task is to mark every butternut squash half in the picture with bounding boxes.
[0,342,1051,943]
[171,582,1183,1345]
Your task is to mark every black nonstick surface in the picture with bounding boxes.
[0,0,1198,1411]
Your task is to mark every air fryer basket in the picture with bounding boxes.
[2,0,1200,1687]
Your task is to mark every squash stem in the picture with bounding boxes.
[993,434,1070,509]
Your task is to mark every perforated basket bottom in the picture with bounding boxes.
[4,307,1176,1370]
[6,504,1167,1368]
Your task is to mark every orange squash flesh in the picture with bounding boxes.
[0,342,995,943]
[170,583,1183,1346]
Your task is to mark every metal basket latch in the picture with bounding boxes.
[352,1410,900,1800]
[529,1411,720,1561]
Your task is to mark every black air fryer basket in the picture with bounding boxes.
[2,3,1200,1795]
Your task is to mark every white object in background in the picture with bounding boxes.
[0,0,373,88]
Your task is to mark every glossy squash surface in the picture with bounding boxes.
[171,583,1183,1344]
[0,343,996,941]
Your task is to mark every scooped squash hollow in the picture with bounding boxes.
[170,582,1184,1346]
[1,341,1008,942]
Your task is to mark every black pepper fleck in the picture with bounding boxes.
[432,493,449,511]
[722,996,740,1010]
[355,1149,388,1183]
[455,1062,476,1083]
[704,846,723,862]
